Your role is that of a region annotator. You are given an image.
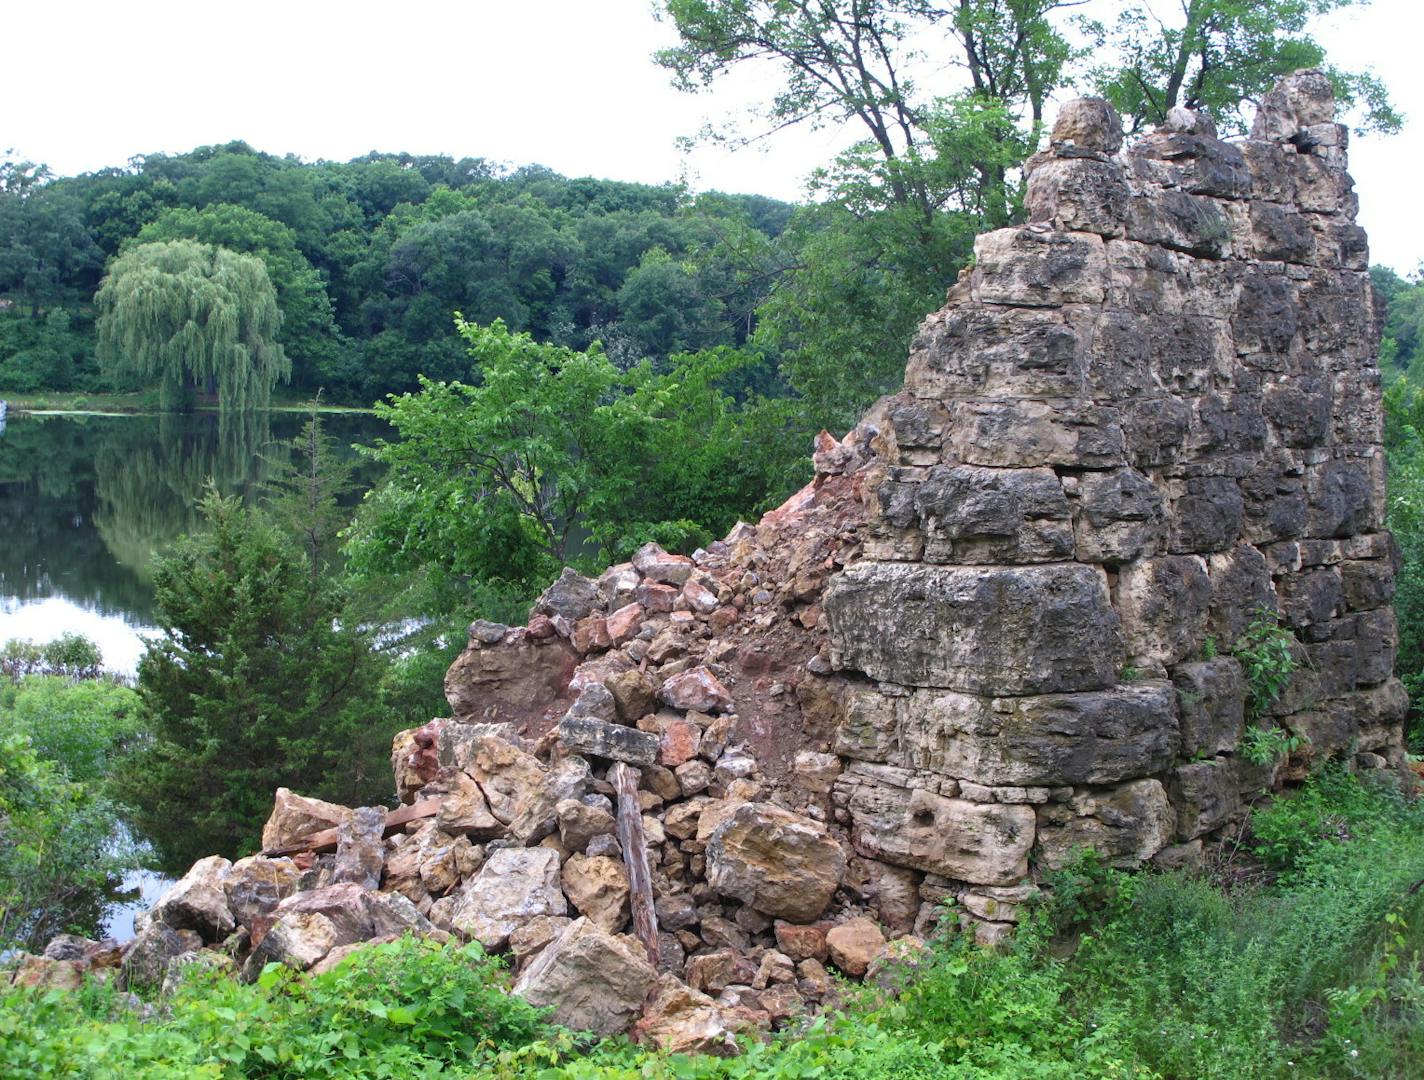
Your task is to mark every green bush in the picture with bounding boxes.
[0,937,547,1078]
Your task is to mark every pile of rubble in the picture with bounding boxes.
[9,72,1408,1053]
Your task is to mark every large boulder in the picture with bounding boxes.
[450,847,567,950]
[151,855,235,941]
[634,974,739,1055]
[705,803,846,922]
[261,789,352,851]
[122,922,200,990]
[444,633,578,734]
[224,855,302,927]
[512,917,658,1035]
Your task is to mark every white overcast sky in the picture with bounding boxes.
[5,0,1422,272]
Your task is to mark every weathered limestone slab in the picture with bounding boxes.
[825,562,1123,695]
[838,763,1035,885]
[1034,779,1174,868]
[898,683,1180,785]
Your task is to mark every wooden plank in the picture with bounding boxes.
[260,798,441,857]
[609,762,659,965]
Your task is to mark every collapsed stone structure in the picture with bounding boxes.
[12,72,1407,1053]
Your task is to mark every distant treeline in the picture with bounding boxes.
[0,143,795,404]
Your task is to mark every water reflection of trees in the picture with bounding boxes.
[0,411,385,625]
[93,412,274,583]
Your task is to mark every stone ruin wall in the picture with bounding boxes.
[822,69,1407,903]
[16,72,1408,1045]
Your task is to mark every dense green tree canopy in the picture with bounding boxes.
[95,239,291,411]
[132,203,342,386]
[347,319,805,612]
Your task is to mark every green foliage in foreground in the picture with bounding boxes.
[4,770,1422,1078]
[0,731,136,953]
[0,641,145,951]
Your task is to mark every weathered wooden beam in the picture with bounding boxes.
[260,797,441,857]
[609,761,659,965]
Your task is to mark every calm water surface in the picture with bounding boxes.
[0,409,385,673]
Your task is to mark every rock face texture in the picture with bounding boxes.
[19,73,1406,1042]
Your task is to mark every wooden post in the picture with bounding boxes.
[609,762,659,965]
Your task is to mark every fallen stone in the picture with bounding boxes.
[261,789,353,851]
[705,803,846,922]
[451,847,566,950]
[635,974,739,1056]
[333,807,386,891]
[512,917,658,1035]
[826,917,887,978]
[561,853,631,933]
[152,855,235,941]
[660,667,735,713]
[558,714,660,765]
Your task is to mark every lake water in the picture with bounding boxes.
[0,409,386,674]
[0,409,387,938]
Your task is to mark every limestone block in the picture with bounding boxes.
[946,399,1124,469]
[915,464,1073,563]
[1026,156,1133,237]
[971,227,1107,307]
[899,682,1179,786]
[1074,467,1166,563]
[826,561,1124,695]
[1171,658,1246,757]
[1117,555,1211,666]
[1034,778,1174,868]
[839,764,1035,885]
[1169,759,1242,840]
[904,306,1089,400]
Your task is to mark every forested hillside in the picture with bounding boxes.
[0,145,796,404]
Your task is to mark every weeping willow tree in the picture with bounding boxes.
[95,239,291,411]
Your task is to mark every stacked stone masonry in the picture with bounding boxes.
[15,73,1407,1050]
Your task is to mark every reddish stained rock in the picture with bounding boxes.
[528,614,557,639]
[708,606,739,633]
[633,543,696,586]
[825,917,887,978]
[607,603,645,645]
[659,718,702,768]
[682,579,720,615]
[392,720,442,803]
[444,634,578,738]
[773,920,831,963]
[573,616,612,654]
[637,582,680,613]
[660,667,735,713]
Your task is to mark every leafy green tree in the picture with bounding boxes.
[1375,264,1424,383]
[0,732,134,951]
[348,319,804,615]
[114,489,393,871]
[1084,0,1403,136]
[0,159,103,316]
[0,634,144,951]
[95,239,291,411]
[133,204,343,389]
